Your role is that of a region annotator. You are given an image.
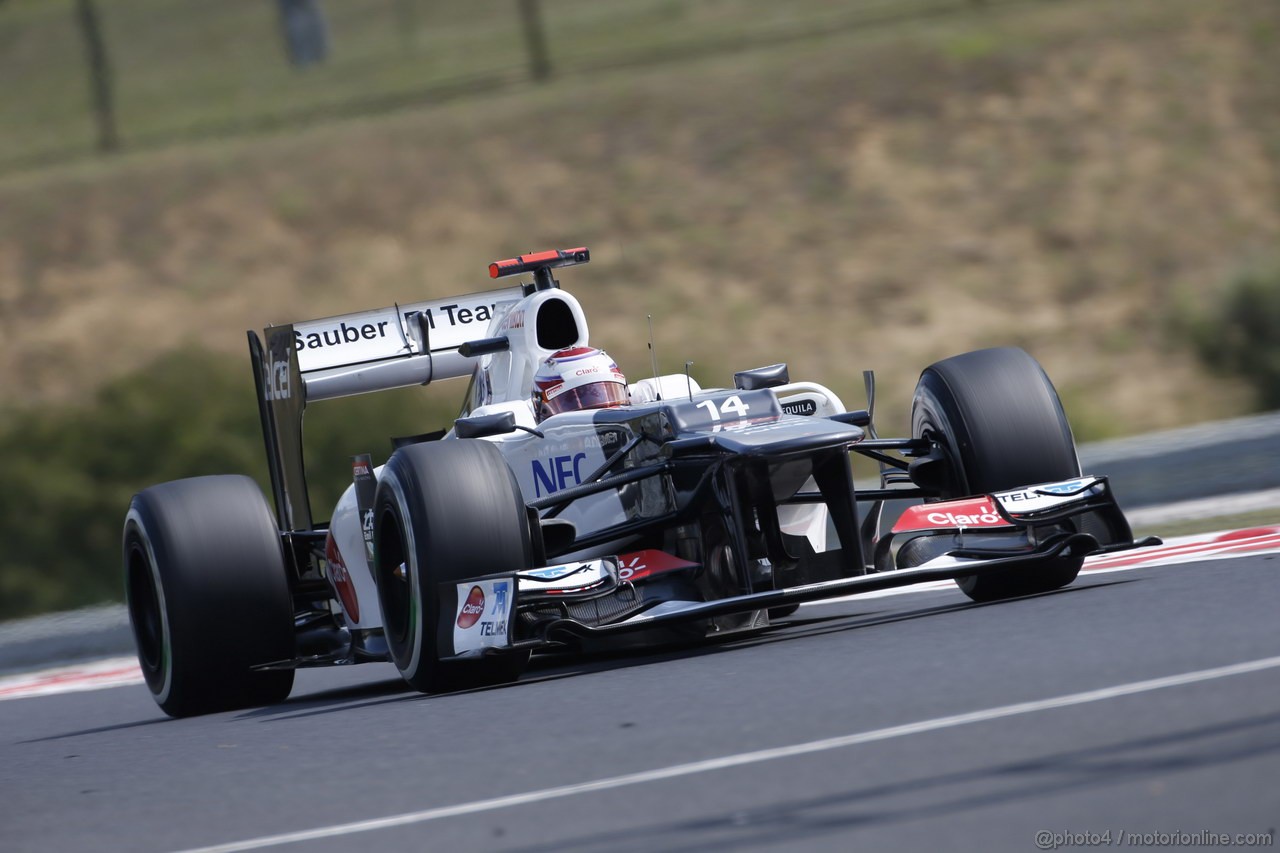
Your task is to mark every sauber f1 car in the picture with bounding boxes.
[123,247,1157,716]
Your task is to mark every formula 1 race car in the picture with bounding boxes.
[123,247,1156,716]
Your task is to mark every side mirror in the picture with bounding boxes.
[455,411,517,439]
[734,363,789,390]
[458,336,511,358]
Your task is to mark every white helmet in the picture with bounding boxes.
[533,347,628,420]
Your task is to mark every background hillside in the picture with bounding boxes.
[1,0,1278,616]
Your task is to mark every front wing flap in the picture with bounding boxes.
[438,477,1158,654]
[541,530,1112,644]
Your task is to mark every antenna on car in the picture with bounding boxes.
[647,314,661,401]
[862,370,878,439]
[685,361,695,401]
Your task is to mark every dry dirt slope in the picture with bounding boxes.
[1,0,1277,437]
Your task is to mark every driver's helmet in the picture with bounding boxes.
[533,347,628,420]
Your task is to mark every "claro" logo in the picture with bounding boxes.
[925,504,1003,527]
[457,586,486,629]
[891,497,1014,533]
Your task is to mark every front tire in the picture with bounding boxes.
[123,475,295,717]
[910,347,1084,602]
[373,440,532,693]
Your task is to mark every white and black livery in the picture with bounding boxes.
[123,247,1158,717]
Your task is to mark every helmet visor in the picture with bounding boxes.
[544,380,629,416]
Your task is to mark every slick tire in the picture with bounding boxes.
[123,475,295,717]
[373,440,532,694]
[910,347,1084,602]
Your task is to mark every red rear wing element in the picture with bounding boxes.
[489,247,590,279]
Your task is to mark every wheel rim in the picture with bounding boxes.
[125,539,164,674]
[376,505,412,650]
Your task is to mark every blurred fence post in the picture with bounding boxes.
[517,0,552,82]
[277,0,330,68]
[73,0,117,152]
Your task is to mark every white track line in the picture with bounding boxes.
[174,654,1280,853]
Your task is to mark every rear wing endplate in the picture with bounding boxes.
[248,287,522,531]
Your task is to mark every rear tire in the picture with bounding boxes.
[373,440,532,693]
[910,347,1083,602]
[123,476,295,717]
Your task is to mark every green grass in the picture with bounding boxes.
[0,0,987,169]
[1134,510,1280,541]
[2,0,1276,434]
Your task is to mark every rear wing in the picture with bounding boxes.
[248,287,522,531]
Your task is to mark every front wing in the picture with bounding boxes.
[439,477,1159,659]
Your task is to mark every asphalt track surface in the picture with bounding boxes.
[4,546,1279,852]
